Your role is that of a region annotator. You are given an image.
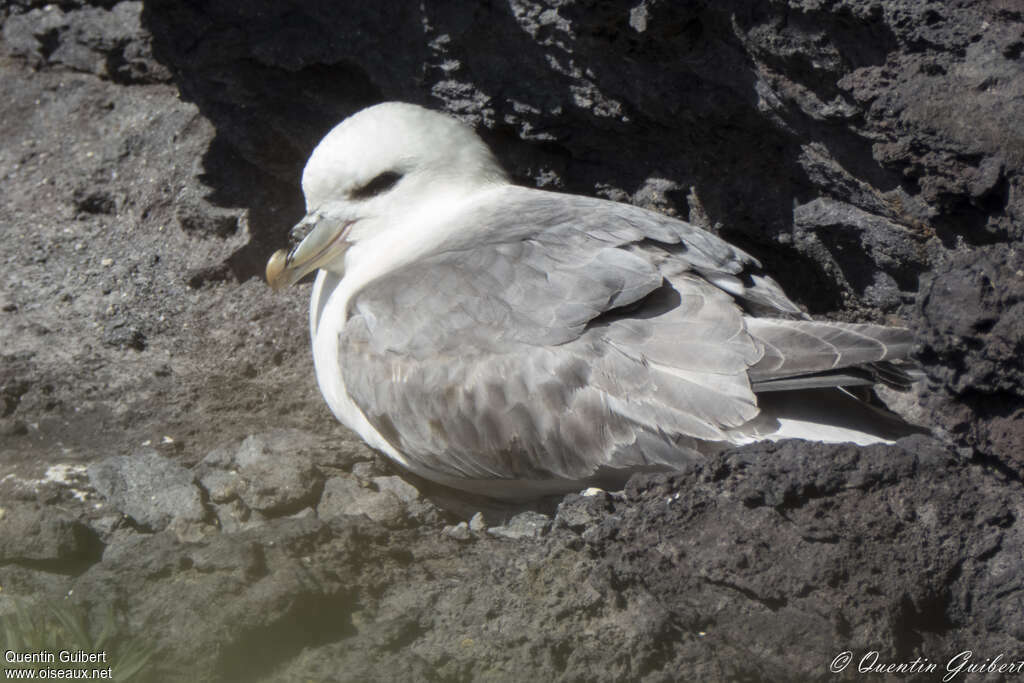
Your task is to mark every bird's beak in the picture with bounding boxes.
[266,213,355,291]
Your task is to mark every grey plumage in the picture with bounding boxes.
[270,102,925,500]
[336,186,919,485]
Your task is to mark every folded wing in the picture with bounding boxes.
[337,186,918,482]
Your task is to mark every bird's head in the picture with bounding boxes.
[266,102,507,290]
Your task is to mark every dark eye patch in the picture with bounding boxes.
[350,171,402,200]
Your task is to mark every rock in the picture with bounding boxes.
[194,431,331,528]
[442,522,472,541]
[0,418,28,436]
[371,475,420,503]
[87,514,122,539]
[231,431,323,515]
[792,197,927,311]
[101,317,147,351]
[88,449,206,531]
[198,467,244,504]
[287,507,316,520]
[350,461,379,481]
[556,492,614,532]
[0,504,100,564]
[211,499,255,534]
[69,517,384,680]
[487,511,551,540]
[2,2,171,83]
[317,476,405,526]
[918,247,1024,474]
[468,512,486,533]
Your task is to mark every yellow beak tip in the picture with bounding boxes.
[265,249,290,291]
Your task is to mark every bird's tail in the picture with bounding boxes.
[727,387,929,446]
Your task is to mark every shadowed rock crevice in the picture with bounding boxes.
[214,592,360,681]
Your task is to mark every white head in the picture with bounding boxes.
[266,102,508,290]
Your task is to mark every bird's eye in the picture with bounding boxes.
[350,171,402,199]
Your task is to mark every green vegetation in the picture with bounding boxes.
[1,599,155,681]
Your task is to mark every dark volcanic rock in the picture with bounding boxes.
[88,449,207,532]
[317,476,406,526]
[1,0,1022,681]
[0,504,100,566]
[596,438,1024,680]
[918,246,1024,474]
[3,2,170,83]
[487,510,552,540]
[230,431,323,514]
[66,438,1020,682]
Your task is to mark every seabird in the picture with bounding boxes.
[267,102,922,500]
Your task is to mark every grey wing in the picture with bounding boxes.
[338,187,771,481]
[745,318,919,391]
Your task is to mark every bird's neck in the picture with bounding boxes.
[335,183,508,317]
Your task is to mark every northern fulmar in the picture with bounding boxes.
[266,102,922,500]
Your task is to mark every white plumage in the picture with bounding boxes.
[267,102,922,500]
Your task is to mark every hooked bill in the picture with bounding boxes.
[265,249,290,291]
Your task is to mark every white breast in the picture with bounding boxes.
[309,270,411,467]
[304,184,509,483]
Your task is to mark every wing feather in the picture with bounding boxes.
[336,185,918,483]
[339,187,766,481]
[746,318,916,388]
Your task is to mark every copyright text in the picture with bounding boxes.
[830,650,1024,681]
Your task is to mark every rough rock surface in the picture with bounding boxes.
[0,504,100,567]
[88,448,206,531]
[0,1,1021,681]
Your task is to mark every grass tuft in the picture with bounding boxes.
[1,598,155,681]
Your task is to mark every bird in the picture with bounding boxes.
[266,101,923,500]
